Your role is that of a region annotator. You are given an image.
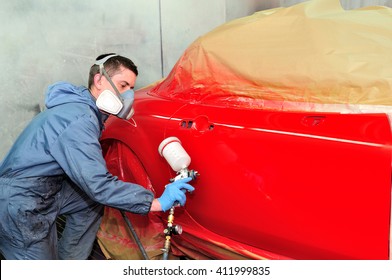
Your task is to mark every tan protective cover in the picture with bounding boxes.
[151,0,392,114]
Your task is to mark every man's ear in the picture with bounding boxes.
[93,73,103,90]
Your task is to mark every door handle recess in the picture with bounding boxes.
[302,115,326,127]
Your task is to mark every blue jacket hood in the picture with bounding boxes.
[45,81,98,113]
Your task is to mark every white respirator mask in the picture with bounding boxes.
[94,54,135,120]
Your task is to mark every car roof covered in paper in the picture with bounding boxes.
[150,0,392,114]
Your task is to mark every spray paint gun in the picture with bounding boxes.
[158,137,199,260]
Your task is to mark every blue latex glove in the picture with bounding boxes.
[157,177,195,211]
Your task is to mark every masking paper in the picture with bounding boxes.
[150,0,392,114]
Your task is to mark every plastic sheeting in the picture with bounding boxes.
[150,0,392,114]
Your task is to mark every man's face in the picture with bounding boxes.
[101,65,136,94]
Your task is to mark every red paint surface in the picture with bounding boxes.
[99,88,392,259]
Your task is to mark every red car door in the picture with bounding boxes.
[165,104,392,259]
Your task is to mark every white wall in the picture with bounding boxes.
[0,0,162,157]
[1,0,391,158]
[160,0,226,77]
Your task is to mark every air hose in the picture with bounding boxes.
[120,210,149,260]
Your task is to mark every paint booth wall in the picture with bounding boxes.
[1,0,391,158]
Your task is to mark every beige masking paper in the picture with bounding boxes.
[151,0,392,113]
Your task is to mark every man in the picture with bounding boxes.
[0,53,194,259]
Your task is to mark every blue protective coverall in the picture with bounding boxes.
[0,81,154,259]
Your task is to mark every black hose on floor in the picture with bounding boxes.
[120,210,150,260]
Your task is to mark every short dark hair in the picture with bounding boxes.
[88,53,138,89]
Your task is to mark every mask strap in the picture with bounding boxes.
[101,68,122,99]
[95,54,118,74]
[94,54,123,99]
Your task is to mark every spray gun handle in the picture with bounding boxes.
[171,169,199,182]
[169,169,199,206]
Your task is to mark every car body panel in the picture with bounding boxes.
[99,88,392,259]
[97,1,392,260]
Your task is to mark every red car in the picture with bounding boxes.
[97,1,392,260]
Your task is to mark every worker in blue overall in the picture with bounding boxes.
[0,53,194,259]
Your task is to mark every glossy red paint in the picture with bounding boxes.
[100,86,392,260]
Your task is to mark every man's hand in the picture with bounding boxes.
[157,177,195,211]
